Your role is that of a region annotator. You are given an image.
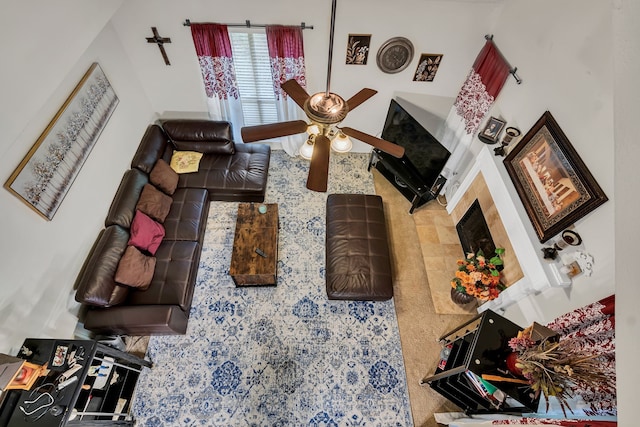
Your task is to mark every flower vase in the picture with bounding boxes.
[506,352,523,377]
[450,288,475,305]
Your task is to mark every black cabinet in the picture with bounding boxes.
[368,149,446,214]
[0,339,151,426]
[420,310,540,414]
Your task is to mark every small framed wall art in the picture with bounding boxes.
[346,34,371,65]
[478,116,506,144]
[504,111,608,242]
[413,54,443,82]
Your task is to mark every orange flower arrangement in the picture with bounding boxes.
[451,248,506,301]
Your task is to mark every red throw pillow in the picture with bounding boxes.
[128,210,165,255]
[150,159,179,195]
[115,245,156,290]
[136,184,172,223]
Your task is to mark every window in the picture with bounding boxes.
[229,31,278,127]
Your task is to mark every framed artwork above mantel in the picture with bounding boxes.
[504,111,608,242]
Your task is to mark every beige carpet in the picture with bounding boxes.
[372,169,475,427]
[411,192,479,315]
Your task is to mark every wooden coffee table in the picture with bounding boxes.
[229,203,279,286]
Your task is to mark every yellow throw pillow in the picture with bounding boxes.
[170,151,203,174]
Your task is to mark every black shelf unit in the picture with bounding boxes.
[420,310,540,414]
[0,339,151,426]
[368,149,445,214]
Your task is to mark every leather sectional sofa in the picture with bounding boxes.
[74,119,270,336]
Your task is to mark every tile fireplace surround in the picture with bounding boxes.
[447,145,570,315]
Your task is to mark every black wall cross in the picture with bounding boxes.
[146,27,172,65]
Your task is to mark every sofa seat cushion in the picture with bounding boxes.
[125,240,200,312]
[75,225,131,307]
[177,143,270,201]
[326,194,393,301]
[163,188,209,242]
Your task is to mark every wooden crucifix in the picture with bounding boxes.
[146,27,172,65]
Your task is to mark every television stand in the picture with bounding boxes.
[369,149,445,214]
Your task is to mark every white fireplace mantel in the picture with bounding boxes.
[446,145,570,313]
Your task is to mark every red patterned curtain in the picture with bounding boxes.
[545,295,616,417]
[265,25,307,156]
[454,40,511,135]
[190,23,240,100]
[265,25,307,100]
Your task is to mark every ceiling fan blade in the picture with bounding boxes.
[281,79,310,110]
[241,120,309,142]
[346,88,377,111]
[306,135,331,192]
[341,127,405,158]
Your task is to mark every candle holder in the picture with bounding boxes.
[493,126,521,157]
[541,230,583,260]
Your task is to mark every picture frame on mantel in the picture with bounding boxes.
[504,111,608,243]
[4,63,119,220]
[478,116,506,144]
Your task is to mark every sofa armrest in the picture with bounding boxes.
[160,119,235,155]
[83,304,189,335]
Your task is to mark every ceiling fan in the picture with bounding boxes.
[240,0,405,192]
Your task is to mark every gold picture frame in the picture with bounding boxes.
[4,63,118,220]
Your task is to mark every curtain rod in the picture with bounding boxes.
[484,34,522,84]
[183,19,313,30]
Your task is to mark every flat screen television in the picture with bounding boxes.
[380,99,451,189]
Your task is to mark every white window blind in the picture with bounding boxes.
[229,31,278,127]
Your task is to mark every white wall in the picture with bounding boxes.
[0,2,155,353]
[481,0,616,326]
[612,0,639,424]
[110,0,503,151]
[1,0,635,420]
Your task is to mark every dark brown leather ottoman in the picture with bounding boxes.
[326,194,393,300]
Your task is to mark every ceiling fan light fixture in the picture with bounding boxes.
[331,132,352,153]
[305,92,349,124]
[307,124,320,135]
[299,138,315,160]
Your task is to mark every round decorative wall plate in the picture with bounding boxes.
[376,37,414,74]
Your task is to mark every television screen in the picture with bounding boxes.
[381,99,451,187]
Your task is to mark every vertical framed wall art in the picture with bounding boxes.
[346,34,371,65]
[413,53,443,82]
[4,63,119,220]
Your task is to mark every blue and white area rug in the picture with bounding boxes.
[133,151,413,426]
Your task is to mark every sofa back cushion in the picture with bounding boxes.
[105,169,149,228]
[128,210,165,255]
[115,245,156,290]
[136,184,172,223]
[161,119,235,155]
[132,124,173,174]
[74,225,130,307]
[150,159,179,195]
